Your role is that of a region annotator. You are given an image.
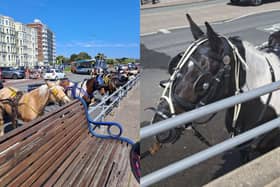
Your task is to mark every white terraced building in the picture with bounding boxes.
[0,16,17,66]
[0,15,38,67]
[15,22,38,67]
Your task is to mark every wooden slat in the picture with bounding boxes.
[0,98,133,187]
[30,127,92,186]
[0,106,85,178]
[0,116,86,186]
[116,143,132,187]
[104,143,132,187]
[0,100,82,151]
[0,105,83,166]
[70,139,112,187]
[43,135,100,186]
[60,136,102,187]
[0,100,80,143]
[17,120,87,187]
[89,140,116,187]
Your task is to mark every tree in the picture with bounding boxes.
[70,54,78,62]
[76,52,91,61]
[95,53,106,61]
[106,58,115,65]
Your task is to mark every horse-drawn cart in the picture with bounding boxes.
[0,98,138,186]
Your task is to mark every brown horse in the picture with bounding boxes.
[59,77,106,105]
[0,81,71,136]
[101,73,118,94]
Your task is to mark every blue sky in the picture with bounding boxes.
[0,0,139,58]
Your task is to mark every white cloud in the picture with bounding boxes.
[57,40,138,48]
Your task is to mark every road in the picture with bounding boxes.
[3,72,91,91]
[141,0,280,34]
[141,10,280,187]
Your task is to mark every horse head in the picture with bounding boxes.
[153,14,247,144]
[46,81,71,106]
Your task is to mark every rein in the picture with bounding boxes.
[158,36,247,124]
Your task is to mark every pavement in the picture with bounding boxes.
[104,81,140,187]
[141,0,209,9]
[105,82,140,141]
[205,147,280,187]
[141,0,280,34]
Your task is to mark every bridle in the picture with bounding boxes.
[157,36,248,127]
[48,85,69,105]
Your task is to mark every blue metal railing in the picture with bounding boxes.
[76,74,140,145]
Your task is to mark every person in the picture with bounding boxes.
[152,0,160,4]
[25,67,30,79]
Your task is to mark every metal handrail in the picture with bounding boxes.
[141,117,280,186]
[141,80,280,186]
[141,80,280,139]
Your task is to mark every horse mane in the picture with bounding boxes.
[38,85,49,97]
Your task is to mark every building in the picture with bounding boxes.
[15,22,38,67]
[28,19,56,66]
[0,15,39,67]
[0,16,17,66]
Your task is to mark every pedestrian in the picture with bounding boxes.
[25,67,30,79]
[152,0,159,4]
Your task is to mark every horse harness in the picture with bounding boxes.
[18,86,64,116]
[152,36,262,148]
[158,36,277,140]
[0,87,23,127]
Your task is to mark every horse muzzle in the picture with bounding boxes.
[148,106,184,144]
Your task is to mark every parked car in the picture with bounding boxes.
[0,67,25,79]
[231,0,263,6]
[43,69,66,80]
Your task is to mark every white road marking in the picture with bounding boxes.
[141,31,158,36]
[259,23,280,34]
[141,9,280,36]
[159,29,171,34]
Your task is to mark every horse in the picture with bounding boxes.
[268,30,280,51]
[101,73,118,95]
[58,76,106,106]
[0,81,71,136]
[150,14,280,161]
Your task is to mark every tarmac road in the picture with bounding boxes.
[3,72,90,91]
[141,10,280,187]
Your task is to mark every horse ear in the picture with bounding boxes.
[205,22,222,52]
[186,14,204,40]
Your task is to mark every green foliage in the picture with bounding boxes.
[95,53,106,61]
[64,66,71,72]
[69,52,91,62]
[115,57,136,64]
[62,51,137,65]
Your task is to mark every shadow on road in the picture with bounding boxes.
[141,43,172,69]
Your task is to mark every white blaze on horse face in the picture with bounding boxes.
[242,41,280,114]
